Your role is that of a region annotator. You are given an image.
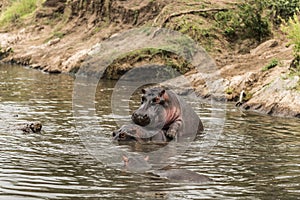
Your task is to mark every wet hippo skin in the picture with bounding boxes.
[112,124,170,143]
[132,87,204,139]
[19,122,42,133]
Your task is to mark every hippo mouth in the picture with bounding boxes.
[131,115,150,127]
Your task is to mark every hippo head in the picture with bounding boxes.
[30,122,42,133]
[131,87,168,129]
[113,128,135,142]
[112,125,144,143]
[122,155,151,172]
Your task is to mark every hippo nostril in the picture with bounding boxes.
[144,114,148,119]
[112,131,116,137]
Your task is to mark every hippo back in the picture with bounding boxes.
[154,169,211,183]
[174,92,203,139]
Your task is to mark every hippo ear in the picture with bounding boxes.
[159,89,165,97]
[141,88,146,94]
[122,155,129,166]
[144,155,149,162]
[159,89,169,102]
[112,130,117,137]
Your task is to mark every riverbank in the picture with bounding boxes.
[0,0,299,118]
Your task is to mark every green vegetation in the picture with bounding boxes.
[104,48,193,79]
[268,0,300,24]
[0,0,44,26]
[43,31,65,43]
[262,59,279,71]
[243,91,253,101]
[52,31,64,39]
[215,0,300,42]
[225,87,234,95]
[168,0,297,51]
[119,48,193,73]
[297,78,300,91]
[168,16,217,52]
[160,0,300,53]
[281,12,300,73]
[215,0,271,42]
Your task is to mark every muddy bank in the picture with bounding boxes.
[0,0,299,118]
[0,0,166,73]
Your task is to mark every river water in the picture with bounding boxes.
[0,64,299,200]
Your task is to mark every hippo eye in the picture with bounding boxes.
[119,132,126,138]
[141,96,146,104]
[159,99,165,105]
[152,97,160,104]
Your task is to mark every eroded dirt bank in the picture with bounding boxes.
[0,0,299,118]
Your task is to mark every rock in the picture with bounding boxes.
[250,39,279,56]
[47,38,60,46]
[0,46,12,60]
[242,76,300,117]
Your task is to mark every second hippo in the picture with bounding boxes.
[112,124,170,143]
[132,87,203,139]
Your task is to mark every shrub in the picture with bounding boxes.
[268,0,300,24]
[262,59,279,71]
[238,1,271,41]
[225,87,234,95]
[281,12,300,71]
[215,0,271,42]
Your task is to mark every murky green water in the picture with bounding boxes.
[0,64,299,199]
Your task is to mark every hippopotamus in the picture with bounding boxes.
[122,155,151,172]
[19,122,42,133]
[131,87,203,139]
[122,155,211,183]
[153,169,212,183]
[112,124,170,143]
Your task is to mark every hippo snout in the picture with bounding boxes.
[112,129,127,141]
[132,111,150,126]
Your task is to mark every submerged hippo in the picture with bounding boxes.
[122,155,151,172]
[112,124,170,143]
[132,87,203,139]
[122,155,211,183]
[153,169,212,183]
[19,122,42,133]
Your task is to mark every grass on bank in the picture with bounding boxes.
[262,59,279,72]
[0,0,44,26]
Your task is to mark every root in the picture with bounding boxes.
[159,8,229,27]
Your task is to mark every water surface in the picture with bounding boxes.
[0,64,299,199]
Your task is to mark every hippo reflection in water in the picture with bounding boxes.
[131,87,203,139]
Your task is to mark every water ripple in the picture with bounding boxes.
[0,65,299,199]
